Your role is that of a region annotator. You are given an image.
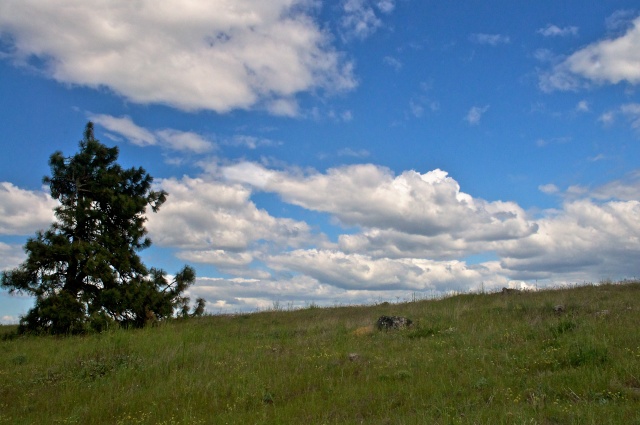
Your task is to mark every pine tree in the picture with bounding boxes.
[1,122,200,334]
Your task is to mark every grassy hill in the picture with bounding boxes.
[1,281,640,424]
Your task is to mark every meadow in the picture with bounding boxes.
[1,281,639,424]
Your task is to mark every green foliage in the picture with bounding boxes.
[550,318,578,338]
[0,122,196,334]
[1,281,639,424]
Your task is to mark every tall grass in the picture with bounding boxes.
[2,281,640,424]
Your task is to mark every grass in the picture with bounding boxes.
[1,281,640,424]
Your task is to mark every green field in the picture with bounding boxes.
[2,281,640,424]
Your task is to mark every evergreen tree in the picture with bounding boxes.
[1,122,200,334]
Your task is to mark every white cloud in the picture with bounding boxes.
[465,105,489,125]
[469,33,511,46]
[537,24,578,37]
[620,103,640,128]
[156,129,214,154]
[0,242,26,271]
[223,163,537,245]
[188,273,423,313]
[0,315,19,325]
[539,184,560,194]
[5,159,640,310]
[541,16,640,91]
[599,111,616,125]
[337,148,370,158]
[605,10,637,33]
[376,0,395,14]
[89,115,157,147]
[595,103,640,130]
[498,199,640,280]
[533,48,557,63]
[576,100,590,112]
[0,183,56,235]
[267,249,505,291]
[218,160,640,287]
[265,98,301,117]
[0,0,356,113]
[225,135,282,149]
[587,171,640,201]
[178,250,254,268]
[341,0,383,40]
[341,110,354,122]
[146,174,325,264]
[91,114,215,153]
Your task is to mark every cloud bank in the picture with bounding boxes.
[0,0,356,114]
[3,160,640,312]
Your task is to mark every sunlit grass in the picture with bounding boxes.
[2,281,640,424]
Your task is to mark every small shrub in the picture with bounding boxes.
[565,344,609,368]
[407,327,439,339]
[550,319,577,338]
[11,354,27,365]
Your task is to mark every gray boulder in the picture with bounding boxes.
[501,287,521,295]
[376,315,413,330]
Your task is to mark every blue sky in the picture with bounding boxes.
[2,1,640,322]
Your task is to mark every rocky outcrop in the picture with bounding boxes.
[376,315,412,330]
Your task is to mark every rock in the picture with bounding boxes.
[348,353,360,362]
[376,315,413,330]
[501,287,520,295]
[553,304,565,314]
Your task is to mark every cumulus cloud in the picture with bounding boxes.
[6,158,640,310]
[465,105,489,125]
[155,130,214,154]
[620,103,640,129]
[581,171,640,201]
[0,242,26,271]
[223,163,537,247]
[576,100,590,112]
[540,16,640,91]
[90,114,215,153]
[539,184,560,195]
[219,161,640,288]
[376,0,396,14]
[595,103,640,130]
[267,249,506,291]
[0,183,56,235]
[605,10,637,34]
[341,0,393,40]
[89,115,157,147]
[599,111,616,125]
[146,174,326,270]
[498,199,640,280]
[537,24,578,37]
[0,0,356,113]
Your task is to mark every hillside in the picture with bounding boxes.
[2,281,640,424]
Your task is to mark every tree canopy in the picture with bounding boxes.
[1,122,203,334]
